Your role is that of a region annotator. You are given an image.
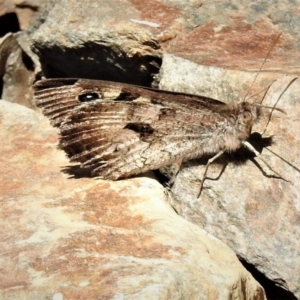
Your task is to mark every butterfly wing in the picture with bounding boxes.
[34,78,228,179]
[34,78,227,126]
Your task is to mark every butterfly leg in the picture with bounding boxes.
[197,150,225,198]
[242,141,291,182]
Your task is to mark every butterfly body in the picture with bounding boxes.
[34,78,261,179]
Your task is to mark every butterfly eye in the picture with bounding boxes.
[242,111,252,123]
[78,93,100,102]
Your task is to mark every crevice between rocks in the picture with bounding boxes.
[238,257,297,300]
[0,13,20,37]
[31,43,162,87]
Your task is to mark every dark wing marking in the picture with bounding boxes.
[34,79,87,127]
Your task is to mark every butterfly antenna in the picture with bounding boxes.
[266,147,300,173]
[246,80,275,103]
[257,79,276,104]
[248,79,286,114]
[262,77,298,135]
[251,80,286,113]
[244,33,282,102]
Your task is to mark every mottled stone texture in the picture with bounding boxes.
[1,0,300,298]
[0,101,265,299]
[0,33,36,108]
[163,53,300,300]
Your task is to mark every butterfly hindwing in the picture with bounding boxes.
[58,100,226,179]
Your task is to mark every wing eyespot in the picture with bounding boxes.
[78,93,100,102]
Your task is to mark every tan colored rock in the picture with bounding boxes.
[13,0,47,30]
[13,0,40,8]
[0,33,36,109]
[0,100,265,299]
[24,0,300,297]
[0,0,15,16]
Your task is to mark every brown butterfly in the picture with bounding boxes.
[34,78,277,191]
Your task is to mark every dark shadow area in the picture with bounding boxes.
[224,132,273,162]
[0,78,3,98]
[22,50,35,71]
[153,169,172,187]
[61,164,98,179]
[0,13,20,37]
[238,257,297,300]
[32,42,162,87]
[61,164,153,182]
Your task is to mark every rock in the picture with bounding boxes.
[0,0,15,16]
[29,0,162,86]
[13,0,41,9]
[23,0,300,298]
[160,54,300,299]
[13,0,41,31]
[0,100,265,299]
[0,33,36,109]
[29,0,300,75]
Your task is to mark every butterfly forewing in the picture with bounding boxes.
[34,78,258,179]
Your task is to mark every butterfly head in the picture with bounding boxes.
[238,102,262,126]
[231,101,262,143]
[208,101,262,152]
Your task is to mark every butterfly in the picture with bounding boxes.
[34,78,266,189]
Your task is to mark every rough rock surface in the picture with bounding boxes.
[0,33,36,108]
[29,0,163,86]
[2,0,300,298]
[0,0,41,108]
[161,54,300,300]
[29,0,300,77]
[0,100,266,299]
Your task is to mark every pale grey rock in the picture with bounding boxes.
[160,54,300,300]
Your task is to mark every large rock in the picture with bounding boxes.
[160,54,300,300]
[17,0,300,298]
[0,100,265,299]
[29,0,300,75]
[29,0,162,86]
